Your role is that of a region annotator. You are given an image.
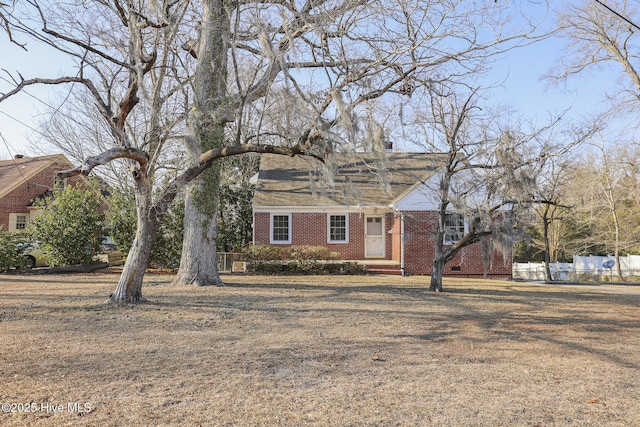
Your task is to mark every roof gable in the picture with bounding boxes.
[253,152,447,208]
[0,155,74,199]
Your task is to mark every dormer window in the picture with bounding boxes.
[15,215,27,230]
[8,213,29,231]
[54,174,67,189]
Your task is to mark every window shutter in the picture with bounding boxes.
[8,213,17,232]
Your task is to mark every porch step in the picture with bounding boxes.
[364,264,402,275]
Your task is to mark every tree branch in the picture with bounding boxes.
[57,147,150,178]
[155,143,324,216]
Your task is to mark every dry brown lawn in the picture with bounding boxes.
[0,272,638,426]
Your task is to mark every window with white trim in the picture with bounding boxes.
[271,214,291,244]
[444,213,465,244]
[15,215,27,230]
[8,213,29,232]
[328,214,348,243]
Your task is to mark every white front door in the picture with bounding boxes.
[365,216,385,257]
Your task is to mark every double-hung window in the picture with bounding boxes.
[8,213,28,232]
[271,214,291,244]
[328,214,348,243]
[15,215,27,230]
[444,213,465,244]
[53,175,67,190]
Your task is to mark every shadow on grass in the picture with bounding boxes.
[2,274,639,370]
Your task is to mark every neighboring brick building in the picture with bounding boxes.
[252,152,512,278]
[0,154,87,232]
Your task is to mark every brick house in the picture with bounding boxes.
[0,154,88,232]
[252,152,512,278]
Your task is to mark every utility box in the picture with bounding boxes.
[232,261,247,273]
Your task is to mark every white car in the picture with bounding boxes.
[19,242,48,269]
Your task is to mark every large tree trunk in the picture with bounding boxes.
[174,174,223,286]
[429,256,445,292]
[173,0,229,287]
[109,223,156,302]
[429,207,447,292]
[109,171,159,303]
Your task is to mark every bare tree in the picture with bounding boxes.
[550,2,640,274]
[174,0,553,287]
[508,121,599,280]
[1,0,546,302]
[529,154,578,281]
[399,82,577,291]
[561,142,640,280]
[553,0,640,118]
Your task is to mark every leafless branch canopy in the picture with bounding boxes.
[2,0,548,195]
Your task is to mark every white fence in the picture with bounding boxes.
[573,255,640,276]
[513,262,573,281]
[513,255,640,281]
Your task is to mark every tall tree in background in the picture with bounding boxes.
[400,83,562,291]
[555,0,640,117]
[531,159,572,281]
[560,142,640,278]
[1,0,546,302]
[528,150,589,280]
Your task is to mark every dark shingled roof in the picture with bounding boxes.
[253,152,447,208]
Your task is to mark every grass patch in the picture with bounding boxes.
[0,273,639,426]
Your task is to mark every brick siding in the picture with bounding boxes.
[402,211,512,278]
[0,160,86,231]
[254,209,512,278]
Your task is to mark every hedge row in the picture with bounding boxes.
[247,260,367,275]
[242,245,341,262]
[241,245,366,275]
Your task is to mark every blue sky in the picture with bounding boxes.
[0,37,76,160]
[488,36,616,124]
[0,4,619,161]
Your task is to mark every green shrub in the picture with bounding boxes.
[242,245,287,262]
[105,191,137,256]
[241,244,356,275]
[30,185,104,267]
[242,245,342,262]
[0,228,29,272]
[289,245,341,261]
[247,260,366,275]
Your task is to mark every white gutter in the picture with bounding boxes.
[400,211,405,276]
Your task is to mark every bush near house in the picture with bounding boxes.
[242,245,288,262]
[243,245,341,262]
[242,245,365,275]
[288,245,342,261]
[30,185,104,267]
[0,228,29,272]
